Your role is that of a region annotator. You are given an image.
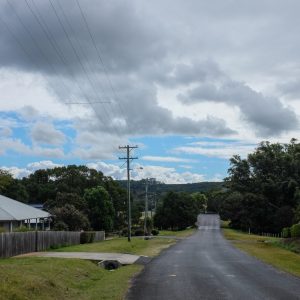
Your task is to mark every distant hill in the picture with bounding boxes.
[117,180,223,200]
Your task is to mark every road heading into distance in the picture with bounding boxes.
[127,214,300,300]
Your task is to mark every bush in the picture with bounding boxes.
[53,221,69,231]
[14,225,33,232]
[134,229,144,236]
[120,228,128,237]
[290,224,300,238]
[282,227,291,238]
[80,231,96,244]
[151,229,159,236]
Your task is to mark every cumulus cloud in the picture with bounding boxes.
[0,0,235,138]
[2,160,62,178]
[31,122,65,145]
[174,140,257,159]
[87,161,205,183]
[141,156,195,163]
[178,73,298,137]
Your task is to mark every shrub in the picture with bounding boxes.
[134,229,144,236]
[80,231,96,244]
[151,229,159,236]
[53,221,69,231]
[290,224,300,238]
[14,226,33,232]
[120,228,128,237]
[282,227,291,238]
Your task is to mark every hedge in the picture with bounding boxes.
[80,231,96,244]
[290,224,300,238]
[282,227,291,238]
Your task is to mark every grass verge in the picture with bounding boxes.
[1,237,177,300]
[158,227,196,238]
[55,236,176,257]
[0,257,141,300]
[223,228,300,277]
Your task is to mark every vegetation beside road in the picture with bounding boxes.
[0,236,177,300]
[223,227,300,277]
[158,227,196,238]
[55,236,176,257]
[0,257,142,300]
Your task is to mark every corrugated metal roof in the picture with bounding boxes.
[0,195,50,221]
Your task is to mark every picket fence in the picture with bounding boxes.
[0,230,105,258]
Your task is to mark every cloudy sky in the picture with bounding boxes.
[0,0,299,183]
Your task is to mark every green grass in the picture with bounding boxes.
[55,237,176,257]
[0,257,141,300]
[1,237,177,299]
[158,227,196,238]
[223,228,300,277]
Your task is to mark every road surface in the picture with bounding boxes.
[127,214,300,300]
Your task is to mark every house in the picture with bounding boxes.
[0,194,51,232]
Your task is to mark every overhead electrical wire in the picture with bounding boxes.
[3,0,130,159]
[75,0,127,127]
[47,0,122,138]
[21,0,111,132]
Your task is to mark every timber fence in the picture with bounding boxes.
[0,230,105,258]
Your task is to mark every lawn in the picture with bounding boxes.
[0,257,141,300]
[223,227,300,277]
[55,236,176,257]
[158,227,196,238]
[0,237,177,300]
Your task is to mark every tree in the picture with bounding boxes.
[51,204,90,231]
[191,192,207,212]
[223,139,300,233]
[154,192,198,230]
[84,186,115,232]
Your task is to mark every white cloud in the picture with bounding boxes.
[0,127,12,137]
[174,141,257,159]
[1,166,31,179]
[141,156,194,163]
[2,160,62,179]
[27,160,62,171]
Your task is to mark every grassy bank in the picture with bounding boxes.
[158,227,196,238]
[1,237,177,300]
[223,227,300,277]
[55,236,176,257]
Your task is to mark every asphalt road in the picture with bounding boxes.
[127,214,300,300]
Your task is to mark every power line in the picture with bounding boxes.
[48,0,121,138]
[24,0,110,132]
[75,0,127,124]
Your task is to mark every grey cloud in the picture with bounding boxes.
[278,80,300,99]
[179,80,299,136]
[1,0,299,139]
[31,122,65,145]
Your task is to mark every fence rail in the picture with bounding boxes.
[0,230,105,258]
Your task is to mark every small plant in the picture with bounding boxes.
[134,229,144,236]
[0,226,6,233]
[282,227,291,238]
[80,231,96,244]
[14,226,33,232]
[290,224,300,238]
[151,229,159,236]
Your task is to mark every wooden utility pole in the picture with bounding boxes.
[119,145,138,242]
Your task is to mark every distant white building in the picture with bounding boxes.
[0,195,51,232]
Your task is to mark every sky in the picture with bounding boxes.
[0,0,299,183]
